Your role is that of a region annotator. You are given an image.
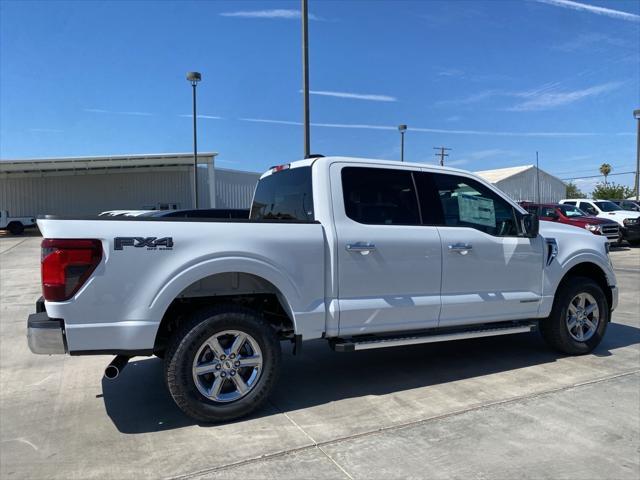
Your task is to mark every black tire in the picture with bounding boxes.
[164,305,281,423]
[628,239,640,247]
[539,276,609,355]
[7,222,24,235]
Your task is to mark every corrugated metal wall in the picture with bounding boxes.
[495,168,566,203]
[0,168,193,216]
[214,169,260,208]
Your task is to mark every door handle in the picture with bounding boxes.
[346,242,376,255]
[448,243,473,254]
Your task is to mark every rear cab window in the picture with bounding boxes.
[250,167,314,221]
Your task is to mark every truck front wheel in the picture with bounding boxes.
[164,305,281,423]
[540,276,609,355]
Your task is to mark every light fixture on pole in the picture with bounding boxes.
[634,109,640,201]
[187,71,202,208]
[398,124,407,162]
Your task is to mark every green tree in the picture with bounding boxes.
[565,181,585,198]
[591,182,634,200]
[599,163,612,185]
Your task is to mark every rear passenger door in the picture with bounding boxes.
[331,164,442,336]
[418,171,544,327]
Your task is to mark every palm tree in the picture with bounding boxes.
[599,163,612,185]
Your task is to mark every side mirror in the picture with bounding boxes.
[548,211,559,221]
[521,213,539,238]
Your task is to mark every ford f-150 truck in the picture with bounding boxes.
[28,157,618,422]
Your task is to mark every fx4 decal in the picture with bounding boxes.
[114,237,174,251]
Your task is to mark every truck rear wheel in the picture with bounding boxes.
[164,305,281,423]
[7,222,24,235]
[540,276,609,355]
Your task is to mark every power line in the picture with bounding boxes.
[433,146,451,166]
[561,171,635,181]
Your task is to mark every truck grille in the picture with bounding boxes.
[602,224,619,238]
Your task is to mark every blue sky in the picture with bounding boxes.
[1,0,638,193]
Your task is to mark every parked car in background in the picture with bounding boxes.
[520,202,619,243]
[140,209,250,219]
[609,199,640,212]
[0,210,36,235]
[559,199,640,246]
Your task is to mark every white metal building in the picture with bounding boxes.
[0,153,261,217]
[475,165,566,203]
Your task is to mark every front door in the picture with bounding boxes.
[331,164,442,337]
[424,171,544,327]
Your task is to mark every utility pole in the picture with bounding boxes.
[434,146,451,166]
[634,109,640,201]
[536,151,541,203]
[302,0,311,159]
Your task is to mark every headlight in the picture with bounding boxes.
[623,218,638,226]
[585,224,601,233]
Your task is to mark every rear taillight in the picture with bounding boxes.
[41,239,103,301]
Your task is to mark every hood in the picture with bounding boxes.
[576,216,618,225]
[539,220,596,239]
[601,210,640,219]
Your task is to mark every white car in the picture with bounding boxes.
[1,210,36,235]
[559,199,640,246]
[28,157,618,422]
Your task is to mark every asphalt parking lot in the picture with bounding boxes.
[0,235,638,480]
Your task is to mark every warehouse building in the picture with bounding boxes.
[0,153,261,217]
[475,165,566,203]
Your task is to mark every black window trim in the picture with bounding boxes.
[337,164,526,237]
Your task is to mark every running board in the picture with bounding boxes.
[331,323,536,352]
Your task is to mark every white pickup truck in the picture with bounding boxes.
[28,157,618,422]
[1,210,36,235]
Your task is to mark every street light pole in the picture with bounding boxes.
[187,71,202,208]
[634,109,640,201]
[302,0,311,159]
[398,124,407,162]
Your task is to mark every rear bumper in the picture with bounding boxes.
[27,297,67,355]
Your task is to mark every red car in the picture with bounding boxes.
[520,202,619,243]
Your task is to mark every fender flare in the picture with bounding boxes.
[148,255,302,331]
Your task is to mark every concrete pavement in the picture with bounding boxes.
[1,237,638,479]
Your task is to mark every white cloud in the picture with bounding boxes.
[84,108,152,116]
[508,81,623,111]
[440,81,623,111]
[534,0,640,22]
[239,117,601,137]
[29,128,63,133]
[554,33,627,52]
[178,114,223,119]
[308,90,397,102]
[219,9,321,20]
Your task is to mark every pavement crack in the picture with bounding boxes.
[167,370,639,480]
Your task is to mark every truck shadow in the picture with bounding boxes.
[102,322,640,434]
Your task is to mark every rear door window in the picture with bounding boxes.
[341,167,420,225]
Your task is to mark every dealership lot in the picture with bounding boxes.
[1,236,638,479]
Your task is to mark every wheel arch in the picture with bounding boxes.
[150,259,301,353]
[555,262,612,311]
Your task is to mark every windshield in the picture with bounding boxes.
[594,201,622,212]
[250,167,314,221]
[558,205,586,217]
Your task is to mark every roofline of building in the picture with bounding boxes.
[0,152,217,163]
